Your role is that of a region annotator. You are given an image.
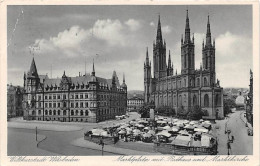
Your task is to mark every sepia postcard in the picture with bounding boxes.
[0,0,259,166]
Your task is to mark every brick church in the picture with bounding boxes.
[144,10,224,119]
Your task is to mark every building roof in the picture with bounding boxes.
[27,58,39,78]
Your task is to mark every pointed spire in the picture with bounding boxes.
[62,70,66,78]
[145,47,149,65]
[192,33,194,43]
[168,50,171,68]
[28,57,39,78]
[181,34,183,44]
[184,9,191,43]
[123,73,125,83]
[92,59,95,76]
[156,13,163,45]
[206,14,212,46]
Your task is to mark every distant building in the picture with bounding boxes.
[246,69,253,126]
[144,11,224,120]
[127,95,144,111]
[23,58,127,123]
[7,84,23,117]
[235,91,245,109]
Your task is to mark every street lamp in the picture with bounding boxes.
[99,138,104,156]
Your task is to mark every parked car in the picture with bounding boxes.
[247,128,253,136]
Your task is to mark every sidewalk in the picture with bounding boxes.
[239,111,253,130]
[71,137,160,155]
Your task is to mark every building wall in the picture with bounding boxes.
[7,85,23,117]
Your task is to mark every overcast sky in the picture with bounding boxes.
[7,5,252,90]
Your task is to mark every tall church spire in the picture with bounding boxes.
[146,47,149,65]
[206,14,212,46]
[168,50,171,68]
[184,9,191,43]
[91,59,95,76]
[156,14,163,44]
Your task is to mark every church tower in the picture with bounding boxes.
[181,10,195,74]
[144,47,151,103]
[153,14,167,79]
[202,15,216,86]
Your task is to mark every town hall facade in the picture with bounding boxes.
[144,10,224,119]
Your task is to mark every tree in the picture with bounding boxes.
[223,98,236,116]
[177,106,189,118]
[138,102,155,118]
[187,106,207,120]
[155,106,175,116]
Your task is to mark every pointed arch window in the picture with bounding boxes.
[204,94,209,107]
[193,95,197,106]
[204,77,208,86]
[197,78,200,87]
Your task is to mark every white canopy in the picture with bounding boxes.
[163,125,172,131]
[156,130,171,137]
[148,130,155,135]
[194,127,208,133]
[118,130,126,134]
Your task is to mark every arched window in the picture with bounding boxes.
[204,77,207,87]
[204,94,209,107]
[71,110,74,116]
[45,110,48,115]
[32,110,35,115]
[197,78,200,87]
[38,110,41,115]
[49,110,52,115]
[58,110,60,115]
[63,110,66,115]
[193,95,197,106]
[63,102,66,107]
[53,110,56,115]
[184,79,186,87]
[80,110,83,116]
[190,79,193,87]
[178,95,182,106]
[215,94,221,106]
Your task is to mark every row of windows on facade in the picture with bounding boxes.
[156,77,210,91]
[32,108,124,116]
[154,94,221,107]
[35,100,123,108]
[32,93,123,101]
[39,83,125,92]
[127,101,144,105]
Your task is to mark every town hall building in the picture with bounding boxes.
[144,10,224,119]
[23,58,127,123]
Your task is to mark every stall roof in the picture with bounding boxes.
[171,135,191,146]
